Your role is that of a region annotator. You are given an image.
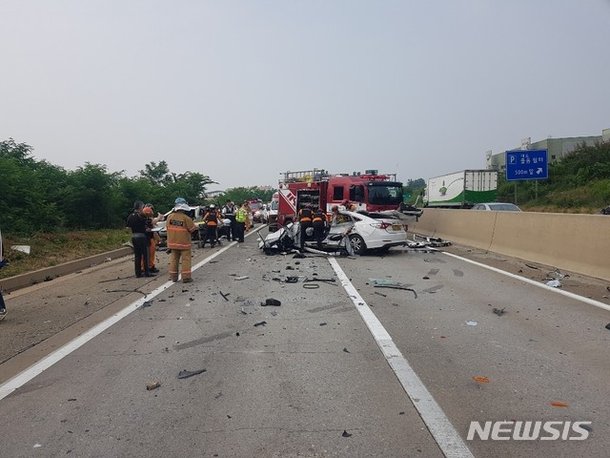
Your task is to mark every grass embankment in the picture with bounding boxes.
[0,229,131,279]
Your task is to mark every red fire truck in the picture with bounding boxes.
[276,169,404,226]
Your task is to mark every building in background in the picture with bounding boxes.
[486,128,609,171]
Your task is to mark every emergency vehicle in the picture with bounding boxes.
[276,169,404,227]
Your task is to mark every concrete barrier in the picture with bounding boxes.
[0,247,133,293]
[411,209,610,282]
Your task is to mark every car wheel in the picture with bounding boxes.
[349,234,367,255]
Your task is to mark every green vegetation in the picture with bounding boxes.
[218,187,276,206]
[497,141,610,212]
[0,229,130,279]
[401,142,610,213]
[0,139,215,234]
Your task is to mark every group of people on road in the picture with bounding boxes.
[126,198,254,283]
[298,204,330,249]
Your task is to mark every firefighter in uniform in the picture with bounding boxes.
[202,204,220,248]
[235,203,248,243]
[167,198,197,283]
[312,207,328,248]
[298,204,313,249]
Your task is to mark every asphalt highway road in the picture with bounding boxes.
[0,227,608,457]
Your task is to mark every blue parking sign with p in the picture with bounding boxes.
[505,150,548,181]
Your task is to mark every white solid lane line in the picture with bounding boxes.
[0,228,265,402]
[440,251,610,313]
[328,258,474,458]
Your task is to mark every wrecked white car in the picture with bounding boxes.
[259,210,408,255]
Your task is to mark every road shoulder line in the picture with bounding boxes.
[440,251,610,313]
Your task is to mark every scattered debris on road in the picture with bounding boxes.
[146,381,161,391]
[254,321,267,327]
[492,307,506,316]
[550,401,569,408]
[472,376,490,384]
[343,347,350,353]
[374,291,387,297]
[234,276,249,281]
[261,298,281,306]
[545,279,562,288]
[466,320,478,326]
[605,323,610,330]
[177,369,207,379]
[219,291,230,301]
[303,283,320,289]
[342,430,353,438]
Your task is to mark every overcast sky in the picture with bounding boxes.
[1,1,609,191]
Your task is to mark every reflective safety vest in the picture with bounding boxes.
[236,207,248,223]
[204,210,219,226]
[167,211,197,250]
[299,208,312,223]
[312,209,326,224]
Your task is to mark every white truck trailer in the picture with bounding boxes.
[424,170,498,208]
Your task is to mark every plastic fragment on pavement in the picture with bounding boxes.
[342,430,352,438]
[550,401,569,408]
[466,320,478,326]
[472,376,490,384]
[261,298,281,306]
[546,279,561,288]
[177,369,207,379]
[146,381,161,390]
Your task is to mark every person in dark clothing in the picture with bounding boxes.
[312,207,328,248]
[222,200,236,241]
[0,228,6,320]
[126,201,155,278]
[298,205,313,249]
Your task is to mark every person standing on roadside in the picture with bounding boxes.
[234,202,248,243]
[126,201,155,278]
[298,204,313,249]
[167,197,197,282]
[0,228,7,320]
[222,199,236,241]
[142,206,160,273]
[312,206,328,248]
[202,204,220,248]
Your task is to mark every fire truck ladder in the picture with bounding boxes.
[280,169,329,183]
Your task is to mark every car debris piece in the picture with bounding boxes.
[466,320,478,326]
[234,276,249,281]
[374,291,387,298]
[343,347,350,353]
[492,307,506,316]
[177,369,207,379]
[303,283,320,289]
[254,321,267,327]
[320,322,327,326]
[373,285,418,298]
[472,376,490,384]
[219,291,230,301]
[342,430,352,438]
[11,245,31,255]
[146,381,161,391]
[605,323,610,330]
[261,298,281,307]
[141,300,153,308]
[545,279,561,288]
[550,401,569,408]
[304,278,336,283]
[285,276,299,283]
